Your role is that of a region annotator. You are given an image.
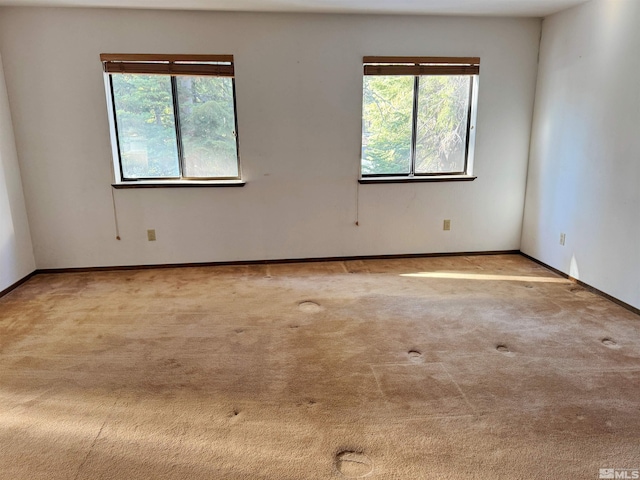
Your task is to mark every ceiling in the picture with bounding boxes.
[0,0,590,17]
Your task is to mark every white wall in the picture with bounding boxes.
[0,52,35,291]
[0,7,540,269]
[522,0,640,309]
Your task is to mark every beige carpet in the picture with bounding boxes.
[0,254,639,479]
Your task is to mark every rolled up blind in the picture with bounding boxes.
[101,54,234,77]
[363,56,480,76]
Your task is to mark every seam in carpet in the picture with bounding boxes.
[73,397,119,480]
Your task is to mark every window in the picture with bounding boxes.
[102,54,241,185]
[360,56,479,181]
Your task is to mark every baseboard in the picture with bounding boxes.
[0,270,37,299]
[36,250,521,274]
[520,252,640,316]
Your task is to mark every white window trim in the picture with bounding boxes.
[102,54,243,187]
[360,57,480,182]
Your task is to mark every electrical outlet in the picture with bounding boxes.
[560,233,565,246]
[147,229,156,241]
[443,219,451,231]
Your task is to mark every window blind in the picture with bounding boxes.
[101,54,234,77]
[363,56,480,76]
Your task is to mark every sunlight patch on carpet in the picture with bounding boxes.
[400,272,570,283]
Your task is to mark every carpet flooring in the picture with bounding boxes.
[0,254,639,479]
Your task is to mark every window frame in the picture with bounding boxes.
[102,54,243,186]
[360,56,480,182]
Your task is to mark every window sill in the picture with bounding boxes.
[112,180,246,189]
[359,175,477,184]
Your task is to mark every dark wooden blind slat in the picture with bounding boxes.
[363,56,480,64]
[100,54,233,63]
[364,65,479,76]
[101,54,234,77]
[103,63,234,76]
[363,56,480,76]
